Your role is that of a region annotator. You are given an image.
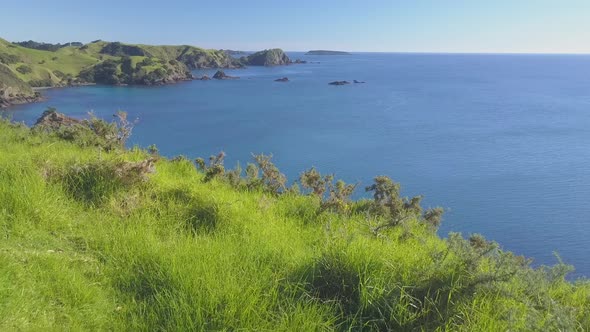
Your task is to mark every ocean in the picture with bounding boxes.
[5,52,590,277]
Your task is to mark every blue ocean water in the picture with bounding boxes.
[5,52,590,277]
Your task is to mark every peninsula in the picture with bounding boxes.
[0,38,295,107]
[305,50,351,55]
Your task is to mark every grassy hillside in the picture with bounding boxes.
[0,38,296,107]
[0,63,38,107]
[0,112,589,331]
[0,38,244,106]
[0,37,98,87]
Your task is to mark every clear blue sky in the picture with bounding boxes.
[2,0,589,53]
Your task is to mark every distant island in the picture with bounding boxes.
[0,38,300,107]
[305,50,351,55]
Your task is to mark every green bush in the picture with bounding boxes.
[0,53,20,64]
[366,176,445,232]
[52,70,66,79]
[28,78,53,87]
[56,158,154,205]
[16,64,32,74]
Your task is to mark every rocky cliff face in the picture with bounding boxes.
[177,48,242,69]
[78,57,193,86]
[242,49,291,66]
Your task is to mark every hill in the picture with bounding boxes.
[0,38,293,107]
[241,48,292,66]
[0,111,588,330]
[0,63,40,107]
[306,50,351,55]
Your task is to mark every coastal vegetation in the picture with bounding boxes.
[0,109,589,331]
[0,38,296,107]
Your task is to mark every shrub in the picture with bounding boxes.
[79,59,120,84]
[28,78,54,87]
[140,57,155,66]
[299,167,356,213]
[252,153,287,195]
[196,152,226,182]
[300,167,329,197]
[53,70,66,79]
[57,158,154,205]
[147,144,159,156]
[366,176,444,232]
[0,53,20,64]
[16,65,32,74]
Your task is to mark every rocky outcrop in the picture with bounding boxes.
[329,81,350,86]
[34,109,81,129]
[242,49,291,66]
[274,77,289,82]
[213,70,239,80]
[177,47,243,70]
[353,80,366,84]
[0,88,41,108]
[198,75,211,80]
[78,58,193,86]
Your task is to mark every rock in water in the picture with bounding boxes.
[274,77,289,82]
[213,70,239,80]
[353,80,366,84]
[328,81,350,86]
[34,109,81,129]
[243,49,291,66]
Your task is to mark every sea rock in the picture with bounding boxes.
[34,109,81,129]
[242,49,291,66]
[293,59,307,64]
[199,75,211,81]
[328,81,350,86]
[353,80,366,84]
[213,70,239,80]
[274,77,289,82]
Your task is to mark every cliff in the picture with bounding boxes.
[242,48,291,66]
[0,38,245,106]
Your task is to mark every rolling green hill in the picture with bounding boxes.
[1,38,292,107]
[0,112,588,331]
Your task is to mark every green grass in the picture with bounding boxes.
[0,38,234,91]
[0,42,99,84]
[0,63,33,94]
[0,118,589,331]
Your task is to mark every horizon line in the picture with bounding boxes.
[7,38,590,56]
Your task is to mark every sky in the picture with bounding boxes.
[2,0,590,53]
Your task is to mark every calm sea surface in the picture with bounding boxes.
[5,52,590,277]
